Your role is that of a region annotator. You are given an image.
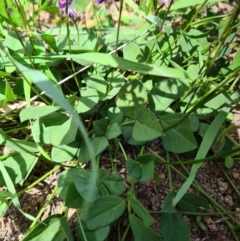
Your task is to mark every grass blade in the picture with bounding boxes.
[173,106,230,206]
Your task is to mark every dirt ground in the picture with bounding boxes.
[0,1,240,241]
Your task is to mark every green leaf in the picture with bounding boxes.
[78,137,109,163]
[117,80,147,119]
[123,42,143,62]
[232,49,240,69]
[74,179,98,203]
[145,15,164,29]
[74,53,188,79]
[136,154,155,164]
[41,34,58,53]
[107,107,124,123]
[4,81,15,102]
[204,93,229,110]
[51,116,78,146]
[128,193,153,227]
[173,107,230,206]
[31,39,46,56]
[104,72,125,101]
[133,109,163,142]
[140,161,155,182]
[65,182,90,208]
[0,0,24,26]
[97,182,110,196]
[224,156,234,169]
[126,159,142,178]
[32,112,68,144]
[57,168,91,199]
[51,142,79,163]
[98,169,125,196]
[93,118,108,137]
[162,190,176,214]
[68,28,98,52]
[0,153,38,186]
[80,195,126,230]
[20,106,59,122]
[198,123,226,154]
[86,75,108,97]
[76,223,110,241]
[72,0,92,12]
[0,202,9,217]
[0,162,36,221]
[5,139,38,153]
[22,215,74,241]
[129,214,162,241]
[105,123,122,140]
[100,103,115,118]
[160,211,190,241]
[135,154,155,181]
[188,115,199,132]
[4,33,26,56]
[76,89,99,114]
[149,79,178,113]
[177,193,210,213]
[0,191,11,199]
[0,93,6,107]
[153,171,162,183]
[161,113,198,153]
[0,128,6,144]
[171,0,221,10]
[12,60,98,204]
[121,123,145,146]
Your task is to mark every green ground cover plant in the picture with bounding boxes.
[0,0,240,240]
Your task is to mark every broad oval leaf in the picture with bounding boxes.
[149,79,178,113]
[105,122,122,140]
[127,193,153,227]
[57,168,91,198]
[177,193,210,213]
[98,169,125,196]
[51,116,78,146]
[162,190,176,214]
[93,118,108,137]
[161,113,197,153]
[126,159,142,178]
[123,42,142,62]
[121,123,145,146]
[80,195,126,230]
[65,182,90,208]
[78,136,109,163]
[132,109,163,142]
[140,161,155,182]
[160,211,190,241]
[117,80,147,119]
[32,112,68,144]
[76,223,110,241]
[51,142,79,163]
[76,89,99,114]
[107,107,124,123]
[86,75,108,97]
[225,156,234,169]
[129,214,162,241]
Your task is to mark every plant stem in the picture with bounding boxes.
[29,186,58,229]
